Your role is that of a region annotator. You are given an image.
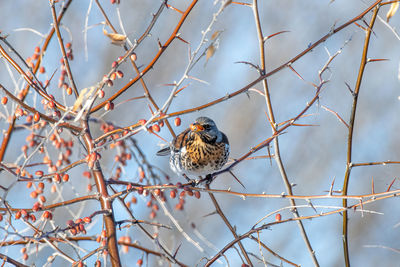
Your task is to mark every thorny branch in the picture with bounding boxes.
[0,1,397,266]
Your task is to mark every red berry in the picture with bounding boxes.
[83,217,91,223]
[26,115,33,123]
[66,87,73,95]
[1,96,8,105]
[42,211,52,219]
[66,219,74,227]
[174,117,181,126]
[33,112,40,122]
[54,173,61,183]
[139,168,145,179]
[62,173,69,182]
[98,90,105,98]
[38,182,45,189]
[137,187,144,195]
[149,211,156,219]
[21,209,28,217]
[83,171,92,179]
[39,195,46,203]
[152,124,160,132]
[15,211,22,219]
[15,108,24,117]
[105,102,114,111]
[116,70,124,78]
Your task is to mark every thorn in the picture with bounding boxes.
[307,199,317,213]
[344,82,355,96]
[354,22,367,31]
[371,176,375,194]
[231,1,252,7]
[267,145,273,166]
[202,210,218,218]
[263,30,290,42]
[359,199,364,217]
[174,84,190,95]
[234,61,262,73]
[173,244,182,258]
[321,105,349,128]
[157,39,163,50]
[147,104,154,115]
[228,170,245,189]
[245,90,251,99]
[386,178,396,192]
[263,110,276,132]
[288,65,305,81]
[367,58,389,63]
[166,3,183,14]
[176,36,190,45]
[329,177,336,196]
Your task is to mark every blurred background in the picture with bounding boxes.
[1,0,400,266]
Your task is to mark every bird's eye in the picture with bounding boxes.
[203,124,211,130]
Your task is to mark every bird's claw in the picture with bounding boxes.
[183,174,199,187]
[205,174,213,185]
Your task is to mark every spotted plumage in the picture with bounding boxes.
[156,117,229,178]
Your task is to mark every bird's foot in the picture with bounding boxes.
[205,174,213,185]
[183,174,200,187]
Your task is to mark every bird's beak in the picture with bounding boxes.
[190,123,204,132]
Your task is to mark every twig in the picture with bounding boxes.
[206,184,253,266]
[341,5,380,267]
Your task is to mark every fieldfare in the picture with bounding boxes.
[156,117,229,182]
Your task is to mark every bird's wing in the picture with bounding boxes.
[171,128,191,152]
[156,128,191,156]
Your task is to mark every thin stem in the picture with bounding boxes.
[0,83,82,132]
[0,252,29,267]
[130,60,176,138]
[90,0,199,113]
[252,1,319,265]
[0,0,73,162]
[341,5,380,267]
[49,0,79,98]
[206,184,253,266]
[81,120,121,267]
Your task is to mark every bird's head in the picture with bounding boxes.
[190,117,221,143]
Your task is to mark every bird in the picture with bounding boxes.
[156,116,229,182]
